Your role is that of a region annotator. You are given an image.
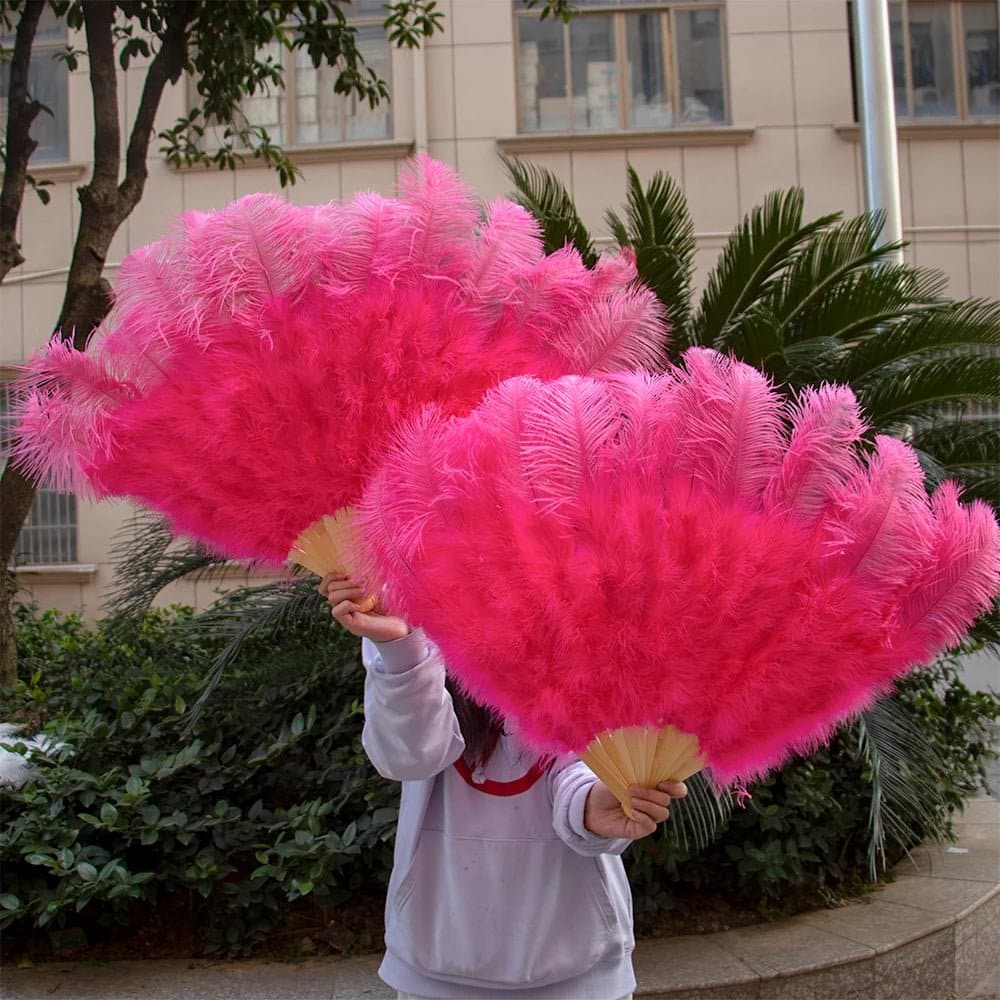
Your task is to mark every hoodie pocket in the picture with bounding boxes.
[387,831,621,988]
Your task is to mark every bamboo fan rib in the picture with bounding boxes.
[289,508,377,612]
[580,725,706,819]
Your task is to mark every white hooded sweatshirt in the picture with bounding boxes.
[362,630,636,999]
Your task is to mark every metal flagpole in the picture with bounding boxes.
[851,0,905,263]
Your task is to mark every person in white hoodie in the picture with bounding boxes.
[320,574,687,1000]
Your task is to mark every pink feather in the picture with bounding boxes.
[359,357,1000,787]
[765,384,866,522]
[823,435,935,589]
[10,340,134,495]
[11,156,667,563]
[669,348,785,507]
[898,482,1000,654]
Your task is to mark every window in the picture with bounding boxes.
[225,3,393,147]
[0,381,77,566]
[515,0,727,133]
[0,7,69,162]
[886,1,999,119]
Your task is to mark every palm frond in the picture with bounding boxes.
[781,336,846,387]
[719,302,790,385]
[661,770,733,854]
[786,264,948,350]
[105,511,233,620]
[910,419,1000,506]
[765,212,904,342]
[502,155,598,265]
[606,166,695,348]
[855,695,949,879]
[853,354,1000,430]
[966,596,1000,647]
[693,189,837,349]
[837,299,1000,386]
[185,576,331,726]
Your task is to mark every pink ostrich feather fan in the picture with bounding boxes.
[10,156,667,564]
[357,349,1000,788]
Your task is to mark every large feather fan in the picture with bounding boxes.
[11,156,666,563]
[358,349,1000,794]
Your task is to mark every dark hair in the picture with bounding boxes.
[445,677,504,767]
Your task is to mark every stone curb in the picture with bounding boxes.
[2,799,997,1000]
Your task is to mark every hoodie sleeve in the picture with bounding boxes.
[550,758,631,857]
[361,629,465,782]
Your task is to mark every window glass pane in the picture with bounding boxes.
[571,14,618,129]
[1,6,64,46]
[518,15,566,131]
[0,49,69,162]
[965,1,1000,117]
[627,12,672,127]
[675,7,725,123]
[908,2,956,117]
[345,24,391,140]
[888,2,910,115]
[349,0,388,16]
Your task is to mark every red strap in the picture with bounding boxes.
[453,755,549,797]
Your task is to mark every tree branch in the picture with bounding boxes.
[0,0,45,281]
[60,0,124,322]
[82,0,121,193]
[120,2,198,208]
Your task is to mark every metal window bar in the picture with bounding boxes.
[1,381,78,565]
[16,491,78,565]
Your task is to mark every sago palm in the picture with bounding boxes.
[505,156,999,875]
[503,158,999,513]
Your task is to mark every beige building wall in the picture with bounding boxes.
[2,0,998,618]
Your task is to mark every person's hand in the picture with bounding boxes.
[584,780,687,840]
[318,574,410,644]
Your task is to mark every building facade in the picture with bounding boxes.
[1,0,998,616]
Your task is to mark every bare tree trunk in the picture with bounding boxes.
[1,2,192,688]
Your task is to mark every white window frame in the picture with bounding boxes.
[513,0,730,134]
[887,0,1000,121]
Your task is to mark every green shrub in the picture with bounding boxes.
[2,605,996,956]
[1,604,398,956]
[626,655,998,932]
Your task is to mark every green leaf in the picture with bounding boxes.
[0,894,20,910]
[855,697,949,879]
[754,211,903,348]
[693,189,836,349]
[100,803,119,826]
[140,804,161,825]
[838,299,1000,385]
[910,419,1000,506]
[501,155,597,266]
[606,166,695,351]
[76,862,98,882]
[854,354,1000,430]
[662,772,732,855]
